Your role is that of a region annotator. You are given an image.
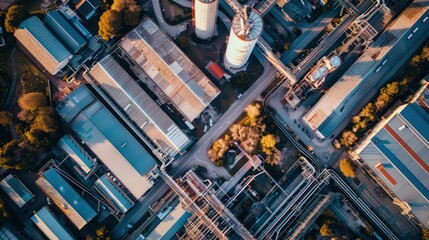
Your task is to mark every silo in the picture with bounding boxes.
[194,0,219,39]
[224,6,263,69]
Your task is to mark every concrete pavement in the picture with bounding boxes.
[152,0,190,38]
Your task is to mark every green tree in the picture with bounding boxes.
[4,5,29,33]
[320,222,334,237]
[98,10,122,40]
[18,92,47,111]
[0,111,12,126]
[339,158,356,178]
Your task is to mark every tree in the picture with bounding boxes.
[111,0,140,26]
[320,222,334,237]
[244,103,261,120]
[340,130,358,147]
[265,149,282,166]
[339,158,356,178]
[96,226,108,239]
[17,109,34,123]
[0,111,12,126]
[4,5,29,33]
[18,92,47,111]
[260,134,278,155]
[375,93,390,110]
[382,81,399,96]
[230,72,252,91]
[98,10,122,40]
[30,107,57,133]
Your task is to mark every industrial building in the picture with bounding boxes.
[302,1,429,139]
[58,135,96,178]
[224,6,263,69]
[36,168,97,230]
[88,55,192,160]
[56,85,159,199]
[353,87,429,228]
[44,10,87,54]
[14,16,73,75]
[0,174,34,208]
[31,206,76,240]
[75,0,100,20]
[142,202,191,239]
[119,18,221,122]
[94,174,134,214]
[194,0,219,39]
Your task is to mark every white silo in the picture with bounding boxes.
[194,0,219,39]
[224,6,263,69]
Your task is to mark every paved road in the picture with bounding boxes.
[4,48,18,109]
[152,0,190,38]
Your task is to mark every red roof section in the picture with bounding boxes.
[208,62,225,80]
[376,164,397,186]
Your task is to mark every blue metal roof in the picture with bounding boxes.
[45,11,87,54]
[58,135,95,174]
[19,16,72,63]
[41,168,97,225]
[400,103,429,143]
[31,207,75,240]
[95,175,133,213]
[56,85,158,198]
[161,211,191,240]
[373,137,429,200]
[0,174,33,208]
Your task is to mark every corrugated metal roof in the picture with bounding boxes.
[19,16,72,63]
[89,55,191,159]
[120,18,221,121]
[36,168,97,230]
[302,1,429,138]
[56,85,158,199]
[58,135,95,174]
[31,207,75,240]
[45,11,87,53]
[146,203,191,240]
[358,102,429,228]
[0,174,33,208]
[95,175,133,214]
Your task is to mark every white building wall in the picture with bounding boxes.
[195,0,219,39]
[224,30,258,68]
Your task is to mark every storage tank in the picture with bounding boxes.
[194,0,219,39]
[224,6,263,69]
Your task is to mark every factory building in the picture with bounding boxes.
[302,1,429,139]
[0,174,34,208]
[14,16,73,75]
[31,206,76,240]
[88,55,192,160]
[36,168,97,230]
[224,6,263,69]
[56,85,159,199]
[44,10,87,54]
[194,0,219,39]
[353,86,429,228]
[120,18,220,122]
